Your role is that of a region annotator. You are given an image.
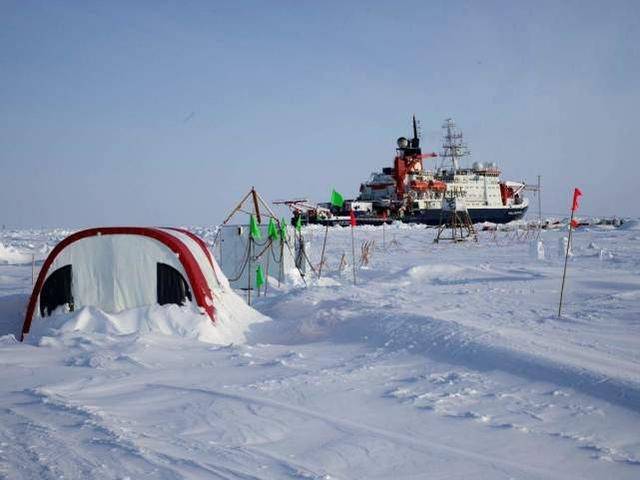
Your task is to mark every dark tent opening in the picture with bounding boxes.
[157,263,192,306]
[40,265,74,316]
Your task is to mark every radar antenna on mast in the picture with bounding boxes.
[440,118,470,174]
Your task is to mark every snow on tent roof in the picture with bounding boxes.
[21,227,227,341]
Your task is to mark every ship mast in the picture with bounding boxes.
[440,118,469,174]
[412,115,420,149]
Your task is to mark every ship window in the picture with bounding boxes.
[157,263,192,306]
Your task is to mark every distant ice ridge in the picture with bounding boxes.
[0,242,33,265]
[618,218,640,231]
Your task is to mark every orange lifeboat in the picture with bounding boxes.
[410,180,429,192]
[429,180,447,192]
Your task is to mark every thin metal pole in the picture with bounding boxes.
[247,237,252,305]
[537,175,543,240]
[285,230,308,287]
[264,240,270,296]
[351,224,357,285]
[250,187,262,224]
[220,190,253,226]
[318,223,329,278]
[278,236,284,287]
[254,189,282,221]
[558,209,575,318]
[382,220,386,249]
[537,175,542,227]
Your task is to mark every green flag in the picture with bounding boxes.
[295,215,303,233]
[280,218,288,240]
[256,264,265,288]
[249,214,261,240]
[267,218,279,240]
[331,189,344,208]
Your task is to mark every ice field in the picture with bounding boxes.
[1,222,639,479]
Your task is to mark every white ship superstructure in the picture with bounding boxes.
[293,116,529,226]
[358,117,529,224]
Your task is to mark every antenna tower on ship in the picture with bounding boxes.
[440,118,470,173]
[434,118,477,242]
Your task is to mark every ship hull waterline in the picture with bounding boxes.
[405,204,529,225]
[300,205,529,227]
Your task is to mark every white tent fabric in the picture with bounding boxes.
[20,227,267,343]
[39,234,188,316]
[24,228,233,332]
[158,228,229,293]
[216,224,298,289]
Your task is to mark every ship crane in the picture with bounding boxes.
[273,198,331,217]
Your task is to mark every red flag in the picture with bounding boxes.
[349,210,357,227]
[571,188,583,212]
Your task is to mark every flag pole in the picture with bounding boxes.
[264,219,279,296]
[558,188,581,317]
[321,189,344,278]
[256,264,261,298]
[264,242,270,296]
[318,222,329,278]
[537,174,542,239]
[382,218,386,249]
[351,220,357,286]
[247,237,252,306]
[278,234,284,287]
[558,210,574,318]
[286,217,308,287]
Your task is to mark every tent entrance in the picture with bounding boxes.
[40,265,74,316]
[157,263,192,306]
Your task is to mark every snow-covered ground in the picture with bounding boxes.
[1,222,639,479]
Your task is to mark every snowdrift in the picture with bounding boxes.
[26,289,267,346]
[18,227,270,345]
[2,225,640,478]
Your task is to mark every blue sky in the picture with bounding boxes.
[1,0,638,227]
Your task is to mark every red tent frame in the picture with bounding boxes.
[21,227,216,341]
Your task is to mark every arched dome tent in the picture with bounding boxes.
[21,227,225,341]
